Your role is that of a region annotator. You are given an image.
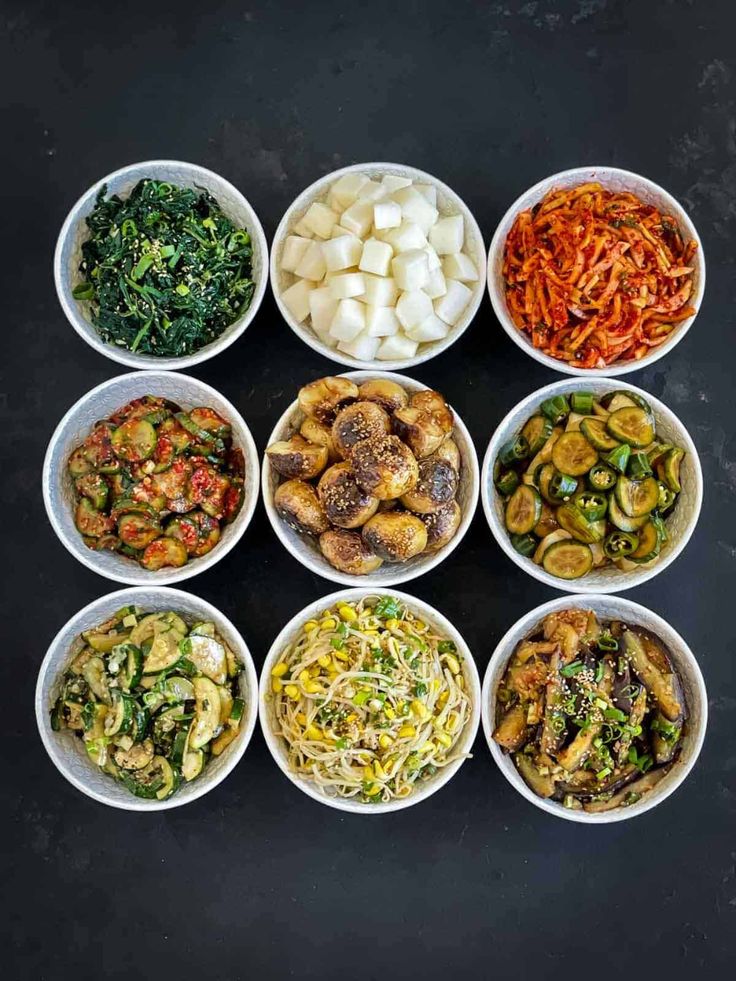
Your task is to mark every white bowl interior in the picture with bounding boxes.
[481,594,707,824]
[270,162,485,370]
[36,587,259,810]
[43,371,259,585]
[262,371,479,587]
[481,378,702,593]
[487,166,705,376]
[259,587,481,814]
[54,160,269,370]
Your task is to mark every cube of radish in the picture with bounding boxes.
[359,238,393,277]
[308,287,339,333]
[280,235,312,274]
[424,244,441,271]
[330,173,370,209]
[392,186,438,234]
[326,189,345,215]
[424,267,447,299]
[377,333,419,361]
[381,174,413,193]
[396,290,433,331]
[337,334,381,361]
[434,278,472,325]
[292,218,313,238]
[339,201,373,238]
[329,299,366,341]
[294,241,327,281]
[366,305,400,337]
[357,179,387,204]
[328,272,366,299]
[321,234,363,273]
[373,201,402,230]
[405,313,449,343]
[312,325,337,348]
[415,183,437,206]
[281,279,314,323]
[383,220,428,254]
[302,202,339,239]
[442,252,478,281]
[362,274,398,307]
[391,250,429,291]
[429,215,464,254]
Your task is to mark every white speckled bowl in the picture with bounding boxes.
[487,166,705,376]
[259,588,481,814]
[271,162,485,370]
[54,160,269,370]
[481,378,702,593]
[481,594,707,823]
[262,371,480,586]
[43,371,259,585]
[36,587,258,811]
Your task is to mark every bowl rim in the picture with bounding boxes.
[42,369,260,585]
[261,369,480,586]
[480,376,703,593]
[269,160,486,371]
[258,586,481,814]
[35,586,259,811]
[53,158,270,371]
[486,165,706,377]
[480,593,708,824]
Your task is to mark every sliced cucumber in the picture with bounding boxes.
[615,475,659,518]
[542,541,593,580]
[608,495,649,532]
[551,432,598,476]
[117,513,162,550]
[521,415,554,455]
[75,498,112,538]
[161,675,195,702]
[606,407,654,448]
[533,502,559,538]
[190,621,216,638]
[141,537,188,571]
[533,529,572,565]
[556,503,603,544]
[129,612,187,647]
[603,392,639,412]
[505,485,542,535]
[189,678,221,750]
[628,521,662,563]
[660,447,685,493]
[580,417,620,452]
[111,418,157,463]
[510,532,537,557]
[537,462,557,503]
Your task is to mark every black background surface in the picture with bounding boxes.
[2,1,735,977]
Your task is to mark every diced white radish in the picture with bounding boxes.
[366,305,400,337]
[392,186,438,234]
[293,218,313,238]
[429,214,464,254]
[302,202,339,239]
[377,333,418,361]
[328,272,366,299]
[373,201,402,230]
[329,299,366,341]
[308,287,339,333]
[396,290,433,331]
[442,252,478,281]
[392,250,429,291]
[280,235,312,273]
[312,323,338,347]
[281,279,314,322]
[424,268,447,299]
[337,334,381,361]
[424,244,441,271]
[359,238,393,277]
[330,225,349,239]
[339,201,373,238]
[331,173,370,209]
[381,174,413,193]
[434,278,472,325]
[326,188,345,215]
[321,234,363,273]
[294,241,327,281]
[383,220,428,253]
[415,183,437,206]
[405,313,449,343]
[357,179,387,204]
[362,274,398,307]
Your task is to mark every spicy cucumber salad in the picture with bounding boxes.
[493,390,686,580]
[50,607,244,800]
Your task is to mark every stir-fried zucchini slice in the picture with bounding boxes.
[505,485,542,535]
[189,678,221,750]
[551,432,598,476]
[114,738,155,771]
[614,475,659,518]
[181,748,205,781]
[180,635,228,685]
[82,656,111,704]
[606,407,655,448]
[143,630,182,675]
[580,417,620,452]
[104,690,136,735]
[542,541,593,579]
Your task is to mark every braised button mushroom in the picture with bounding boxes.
[358,378,409,414]
[300,416,340,462]
[274,480,331,536]
[266,435,329,480]
[350,435,419,500]
[400,459,458,514]
[429,437,461,472]
[331,401,391,458]
[362,511,428,561]
[410,390,454,433]
[319,528,383,575]
[393,406,448,459]
[298,376,359,425]
[318,462,380,528]
[420,500,462,551]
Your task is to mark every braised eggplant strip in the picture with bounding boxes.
[493,609,687,812]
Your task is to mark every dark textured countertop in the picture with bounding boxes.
[2,1,735,977]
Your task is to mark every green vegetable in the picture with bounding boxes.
[498,435,530,466]
[437,641,457,655]
[570,392,594,414]
[540,395,570,424]
[374,597,403,620]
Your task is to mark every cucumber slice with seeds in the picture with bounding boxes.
[521,415,554,455]
[660,447,685,493]
[608,495,649,532]
[615,476,659,518]
[111,419,157,463]
[606,407,654,448]
[542,540,593,579]
[505,485,542,535]
[552,432,598,476]
[628,521,662,563]
[580,417,620,452]
[556,503,603,544]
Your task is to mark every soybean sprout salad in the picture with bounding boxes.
[269,596,472,803]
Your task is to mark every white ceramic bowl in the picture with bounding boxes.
[271,162,485,370]
[259,587,481,814]
[43,370,259,585]
[36,587,259,811]
[54,160,269,370]
[262,370,480,586]
[487,166,705,376]
[481,594,707,823]
[481,378,702,593]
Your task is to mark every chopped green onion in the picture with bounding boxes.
[603,707,626,723]
[596,766,612,780]
[374,597,403,620]
[561,661,585,677]
[437,641,457,655]
[352,690,370,706]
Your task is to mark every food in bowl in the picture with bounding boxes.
[266,377,463,574]
[277,171,478,361]
[72,179,255,357]
[492,608,687,814]
[49,606,245,801]
[493,389,685,580]
[68,394,244,570]
[502,182,698,369]
[268,595,472,803]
